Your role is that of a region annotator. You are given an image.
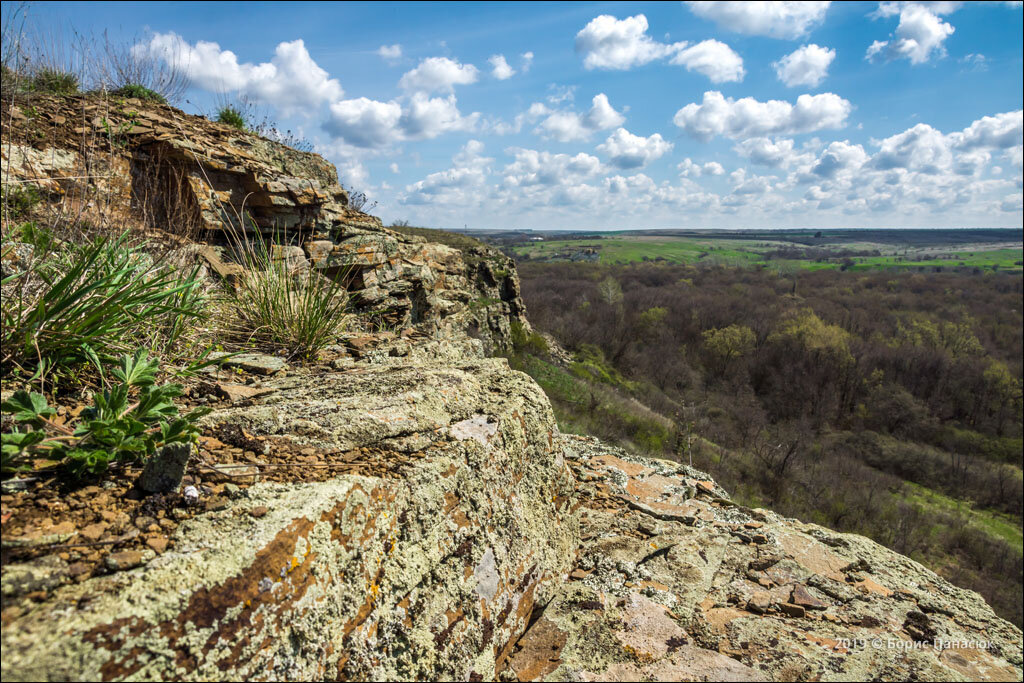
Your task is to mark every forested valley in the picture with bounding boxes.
[507,261,1023,625]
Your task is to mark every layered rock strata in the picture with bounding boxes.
[1,95,527,350]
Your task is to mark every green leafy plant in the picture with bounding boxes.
[510,320,548,355]
[216,105,247,131]
[30,67,79,94]
[111,83,167,104]
[1,232,206,380]
[99,110,138,147]
[1,349,210,477]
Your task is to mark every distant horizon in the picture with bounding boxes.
[450,226,1024,234]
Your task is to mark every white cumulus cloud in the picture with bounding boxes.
[502,148,604,187]
[678,158,726,177]
[953,110,1023,150]
[575,14,681,70]
[399,93,477,138]
[597,128,673,169]
[324,93,478,149]
[402,140,493,206]
[870,123,954,173]
[534,93,626,142]
[670,40,745,83]
[734,137,802,167]
[489,55,515,80]
[866,4,955,64]
[135,33,342,115]
[811,140,869,178]
[674,91,851,141]
[377,44,402,60]
[575,14,743,83]
[685,1,831,39]
[324,97,403,148]
[774,44,836,87]
[399,57,479,93]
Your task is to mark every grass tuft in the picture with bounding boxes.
[216,105,247,131]
[1,231,207,382]
[111,83,167,104]
[30,67,79,94]
[224,233,350,359]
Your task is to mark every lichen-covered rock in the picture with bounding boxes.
[500,434,1023,682]
[0,356,577,682]
[136,442,192,493]
[1,95,529,351]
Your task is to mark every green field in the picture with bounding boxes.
[510,234,1024,272]
[903,482,1024,556]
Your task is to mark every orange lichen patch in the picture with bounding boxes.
[443,492,460,515]
[701,606,751,634]
[691,480,716,494]
[81,482,400,680]
[639,580,672,592]
[397,596,414,628]
[434,608,466,648]
[801,631,844,652]
[624,474,684,504]
[854,576,894,597]
[343,566,387,641]
[508,616,567,681]
[590,454,651,479]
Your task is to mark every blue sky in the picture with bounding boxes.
[13,1,1024,229]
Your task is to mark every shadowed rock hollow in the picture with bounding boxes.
[1,95,1022,682]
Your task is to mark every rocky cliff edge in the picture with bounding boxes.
[1,95,1022,682]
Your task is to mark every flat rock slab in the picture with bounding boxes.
[209,352,288,375]
[502,434,1024,683]
[216,382,277,404]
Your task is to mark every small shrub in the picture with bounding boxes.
[511,320,548,355]
[7,221,55,251]
[112,83,167,104]
[30,67,79,94]
[1,63,22,99]
[1,349,209,478]
[226,234,350,359]
[216,106,247,131]
[345,186,377,214]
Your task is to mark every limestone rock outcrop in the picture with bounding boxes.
[505,435,1023,682]
[1,94,528,351]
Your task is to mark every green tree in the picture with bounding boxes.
[702,324,756,377]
